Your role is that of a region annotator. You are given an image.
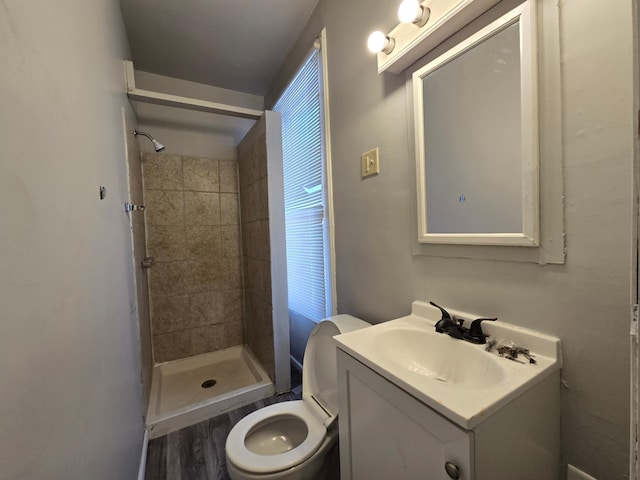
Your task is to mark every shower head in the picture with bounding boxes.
[133,129,165,153]
[151,138,165,153]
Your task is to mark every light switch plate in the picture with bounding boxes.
[361,148,380,178]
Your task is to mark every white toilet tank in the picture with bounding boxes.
[302,314,369,423]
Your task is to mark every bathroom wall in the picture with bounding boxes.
[235,112,290,393]
[123,107,154,415]
[0,1,145,479]
[142,153,244,362]
[238,116,276,380]
[269,0,635,478]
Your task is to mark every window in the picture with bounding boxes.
[273,44,333,326]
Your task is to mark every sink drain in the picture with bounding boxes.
[201,379,217,389]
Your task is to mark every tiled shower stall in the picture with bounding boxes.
[143,153,244,363]
[142,116,277,380]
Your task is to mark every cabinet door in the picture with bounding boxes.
[338,350,473,480]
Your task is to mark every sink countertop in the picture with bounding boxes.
[334,300,562,430]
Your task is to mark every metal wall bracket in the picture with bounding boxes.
[124,202,145,213]
[141,257,155,269]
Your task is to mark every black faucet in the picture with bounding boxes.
[430,302,497,344]
[430,302,467,339]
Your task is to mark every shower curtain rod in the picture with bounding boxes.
[123,60,263,121]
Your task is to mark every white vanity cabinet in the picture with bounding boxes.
[337,350,472,479]
[337,348,560,480]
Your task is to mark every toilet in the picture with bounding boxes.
[225,314,369,480]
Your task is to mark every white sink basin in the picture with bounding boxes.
[373,326,505,388]
[334,301,561,429]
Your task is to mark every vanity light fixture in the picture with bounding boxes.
[367,0,510,73]
[367,30,395,54]
[398,0,430,27]
[366,0,429,56]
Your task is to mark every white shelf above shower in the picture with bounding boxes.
[123,60,263,120]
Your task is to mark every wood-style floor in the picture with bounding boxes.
[145,370,302,480]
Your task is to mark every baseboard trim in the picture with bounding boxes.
[137,429,149,480]
[567,464,597,480]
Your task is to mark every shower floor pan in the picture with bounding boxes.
[146,345,274,439]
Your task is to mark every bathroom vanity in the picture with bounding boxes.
[334,301,561,480]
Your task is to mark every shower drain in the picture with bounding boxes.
[201,379,217,389]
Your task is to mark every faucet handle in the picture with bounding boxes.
[463,317,497,344]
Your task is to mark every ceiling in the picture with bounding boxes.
[119,0,320,97]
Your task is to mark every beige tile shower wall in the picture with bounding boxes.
[238,117,276,381]
[143,153,244,363]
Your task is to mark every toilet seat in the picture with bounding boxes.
[226,315,370,479]
[226,400,328,474]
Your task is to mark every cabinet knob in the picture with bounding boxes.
[444,461,460,479]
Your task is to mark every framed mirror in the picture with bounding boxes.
[412,1,539,246]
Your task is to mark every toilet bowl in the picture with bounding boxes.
[225,314,369,480]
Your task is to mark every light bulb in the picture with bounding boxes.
[367,31,386,53]
[398,0,430,27]
[367,31,395,54]
[398,0,421,23]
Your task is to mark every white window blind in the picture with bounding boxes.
[273,48,330,322]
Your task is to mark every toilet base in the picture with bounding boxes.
[226,430,339,480]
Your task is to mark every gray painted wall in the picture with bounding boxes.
[268,0,635,478]
[124,107,154,419]
[0,1,145,478]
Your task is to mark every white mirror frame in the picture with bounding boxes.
[413,0,539,246]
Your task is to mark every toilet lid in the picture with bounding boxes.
[225,400,327,474]
[303,315,370,422]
